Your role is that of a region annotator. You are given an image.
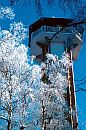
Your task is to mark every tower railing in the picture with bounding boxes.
[31,25,82,43]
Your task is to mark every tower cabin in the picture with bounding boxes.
[29,17,84,129]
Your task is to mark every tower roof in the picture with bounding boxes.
[29,17,73,33]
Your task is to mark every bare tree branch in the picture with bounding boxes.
[75,76,86,82]
[76,80,86,87]
[0,115,9,122]
[75,87,86,92]
[50,20,86,41]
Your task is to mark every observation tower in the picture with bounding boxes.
[29,17,84,129]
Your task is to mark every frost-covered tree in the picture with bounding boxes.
[0,24,42,130]
[0,6,15,19]
[0,6,41,130]
[18,64,42,130]
[39,53,72,130]
[0,18,42,130]
[0,21,27,129]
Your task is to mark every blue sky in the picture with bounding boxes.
[0,0,86,129]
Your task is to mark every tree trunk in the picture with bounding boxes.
[8,107,12,130]
[8,106,12,130]
[8,90,12,130]
[8,120,12,130]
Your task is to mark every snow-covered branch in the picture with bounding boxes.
[0,6,15,20]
